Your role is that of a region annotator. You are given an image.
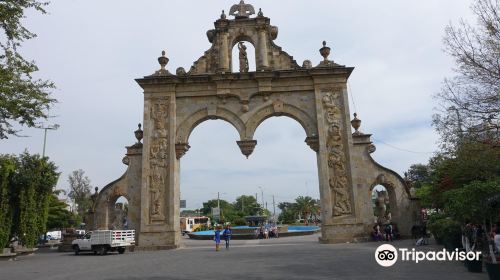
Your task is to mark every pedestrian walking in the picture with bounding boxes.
[223,225,232,249]
[214,226,221,251]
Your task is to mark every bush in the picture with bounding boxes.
[428,216,462,250]
[193,224,212,232]
[232,217,247,226]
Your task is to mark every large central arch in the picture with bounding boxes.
[91,1,419,250]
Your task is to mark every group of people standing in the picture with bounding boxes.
[372,223,399,242]
[255,224,279,239]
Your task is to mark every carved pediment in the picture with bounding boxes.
[188,2,299,75]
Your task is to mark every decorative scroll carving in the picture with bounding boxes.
[367,144,376,154]
[322,91,352,216]
[148,97,169,223]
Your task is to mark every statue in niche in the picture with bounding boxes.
[374,189,390,224]
[238,42,249,73]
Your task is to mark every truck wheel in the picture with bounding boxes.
[98,246,107,256]
[117,247,125,254]
[73,245,80,255]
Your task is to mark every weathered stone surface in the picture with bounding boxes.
[92,1,417,249]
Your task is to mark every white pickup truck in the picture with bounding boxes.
[72,230,135,255]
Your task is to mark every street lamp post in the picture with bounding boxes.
[215,192,226,223]
[40,124,59,157]
[258,186,264,214]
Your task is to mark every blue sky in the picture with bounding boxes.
[0,0,474,209]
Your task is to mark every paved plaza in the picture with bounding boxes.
[0,234,489,280]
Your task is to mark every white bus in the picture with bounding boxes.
[180,216,211,235]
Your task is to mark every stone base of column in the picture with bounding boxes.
[319,223,368,244]
[137,230,179,250]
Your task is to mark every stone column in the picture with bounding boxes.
[219,32,230,72]
[138,91,179,250]
[313,82,365,243]
[257,27,269,70]
[124,143,143,241]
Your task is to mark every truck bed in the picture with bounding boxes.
[91,230,135,247]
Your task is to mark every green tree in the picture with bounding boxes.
[9,152,59,248]
[0,155,15,248]
[278,202,297,224]
[46,191,75,230]
[234,195,261,216]
[404,164,431,189]
[294,196,317,224]
[0,0,56,139]
[200,199,233,216]
[67,169,92,218]
[443,180,500,224]
[414,141,500,209]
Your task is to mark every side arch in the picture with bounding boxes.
[245,103,318,140]
[369,175,400,225]
[365,152,415,236]
[176,107,246,144]
[94,173,130,230]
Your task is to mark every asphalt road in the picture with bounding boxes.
[0,234,489,280]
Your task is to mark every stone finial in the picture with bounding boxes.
[319,41,331,62]
[221,10,226,19]
[158,50,169,70]
[90,186,99,210]
[315,41,338,68]
[134,123,143,143]
[257,8,263,17]
[153,50,171,76]
[351,113,362,135]
[229,0,255,19]
[237,140,257,158]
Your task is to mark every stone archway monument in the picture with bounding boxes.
[91,1,419,250]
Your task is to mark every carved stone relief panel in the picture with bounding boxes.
[148,97,169,223]
[322,91,352,217]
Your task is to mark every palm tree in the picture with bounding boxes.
[294,196,316,225]
[310,199,320,224]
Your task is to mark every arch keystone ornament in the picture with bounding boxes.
[91,1,420,250]
[237,140,257,158]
